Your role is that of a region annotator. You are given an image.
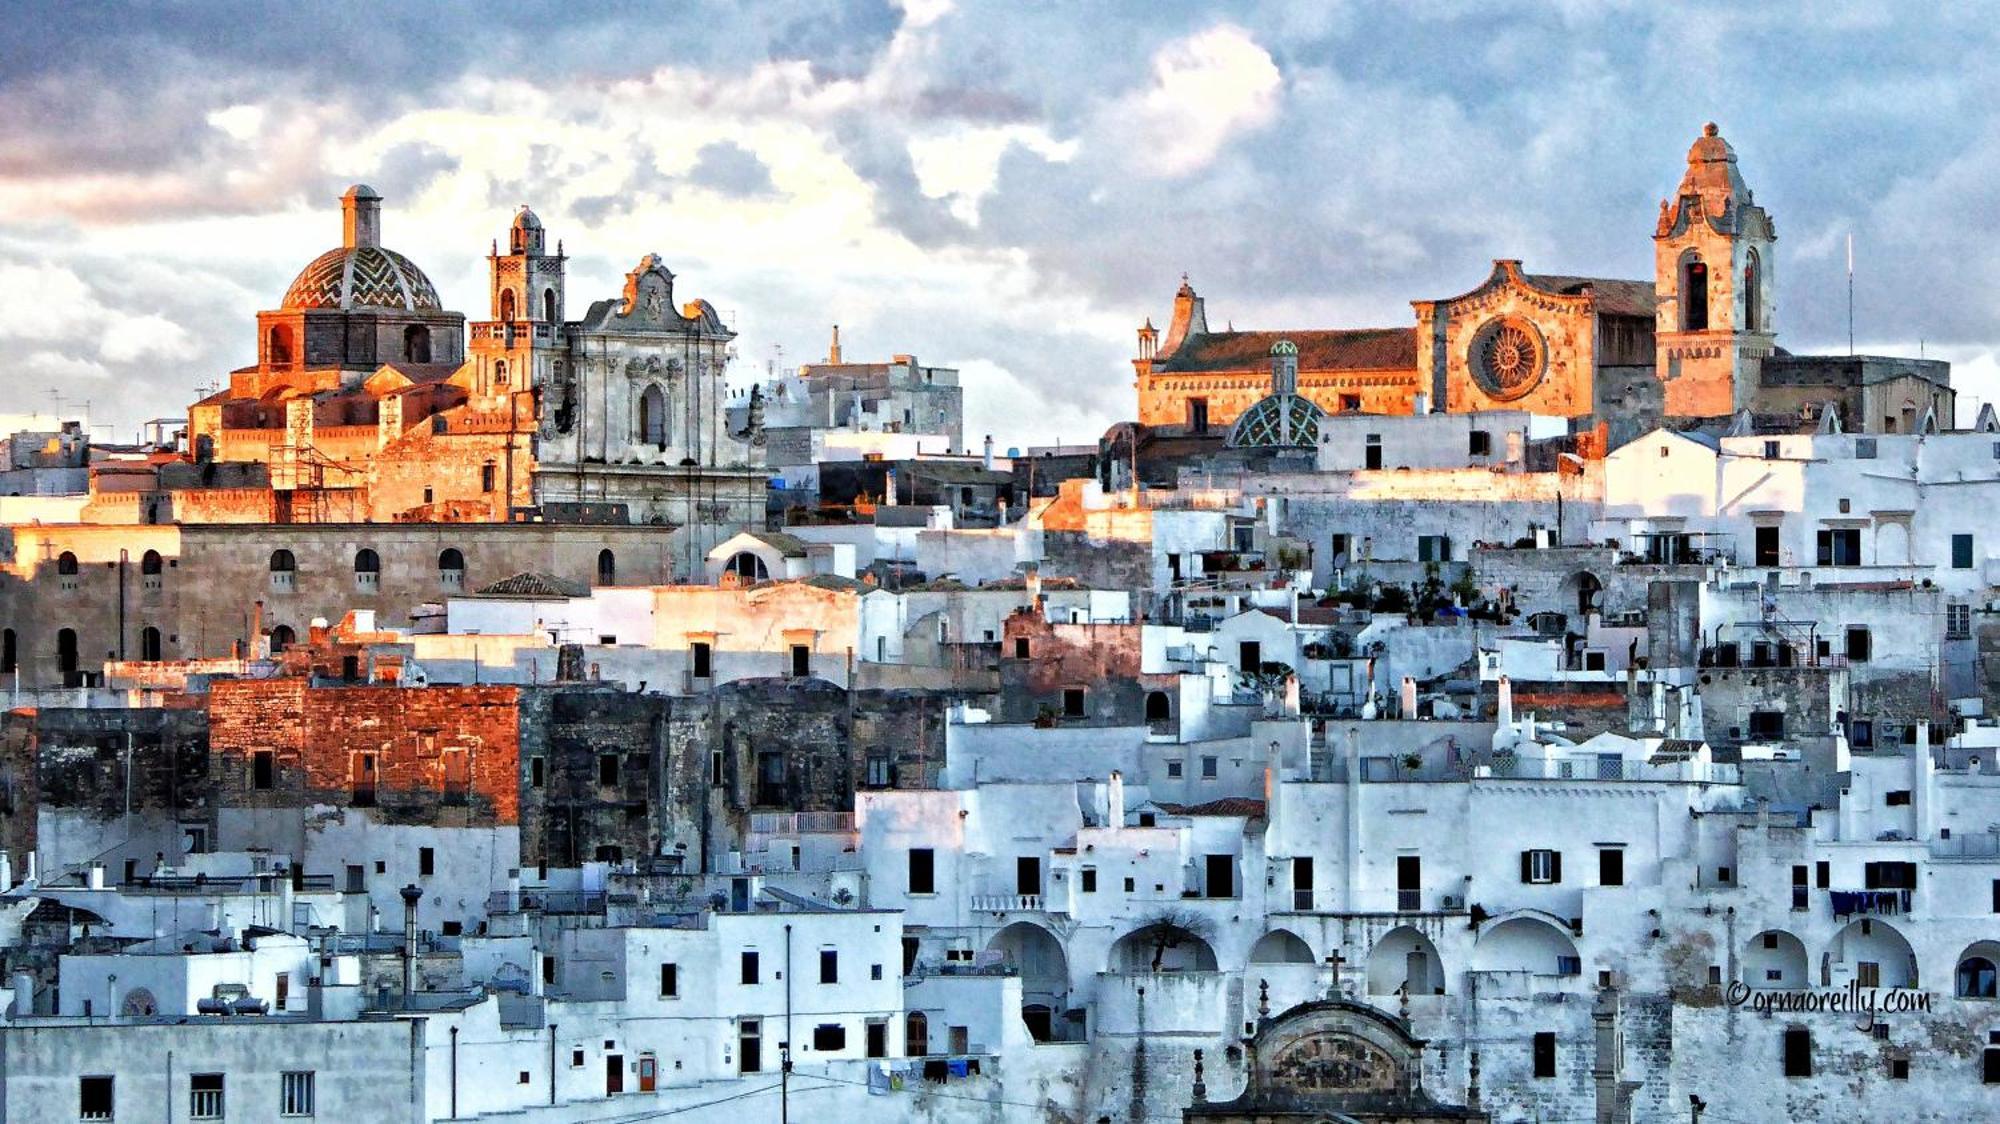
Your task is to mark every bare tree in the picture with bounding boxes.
[1129,909,1218,972]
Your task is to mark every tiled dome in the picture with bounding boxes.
[282,245,442,311]
[1227,392,1324,448]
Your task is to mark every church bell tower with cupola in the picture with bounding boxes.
[469,206,567,403]
[1654,122,1776,417]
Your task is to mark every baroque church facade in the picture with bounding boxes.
[1133,124,1939,442]
[188,184,763,535]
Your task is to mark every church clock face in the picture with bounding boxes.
[1469,316,1547,400]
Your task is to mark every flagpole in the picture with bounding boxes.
[1847,233,1855,357]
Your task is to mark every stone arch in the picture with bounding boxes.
[543,288,558,323]
[140,550,163,576]
[269,549,294,574]
[1743,248,1762,332]
[1144,690,1172,724]
[56,628,78,678]
[439,548,466,589]
[1957,940,2000,998]
[639,384,668,448]
[1678,249,1709,331]
[1471,914,1580,977]
[139,626,162,662]
[725,552,769,582]
[269,624,295,654]
[597,549,616,586]
[1741,929,1808,989]
[1110,919,1219,973]
[1565,571,1603,619]
[56,551,78,576]
[1368,925,1445,996]
[354,548,379,575]
[1249,929,1316,965]
[985,921,1069,1041]
[1828,918,1916,988]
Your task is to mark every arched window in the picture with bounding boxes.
[1960,956,1999,998]
[1145,690,1172,724]
[597,549,616,586]
[267,324,293,367]
[354,548,380,592]
[269,624,295,654]
[139,626,162,662]
[543,288,558,323]
[500,289,516,322]
[2,629,15,673]
[494,359,508,388]
[1680,253,1709,331]
[269,549,296,593]
[56,551,78,576]
[403,324,432,363]
[905,1010,929,1056]
[1743,250,1762,333]
[140,550,163,576]
[439,548,466,590]
[726,552,769,581]
[640,385,668,448]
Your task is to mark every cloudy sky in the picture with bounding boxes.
[3,2,1998,448]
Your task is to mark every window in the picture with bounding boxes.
[1598,848,1624,887]
[439,548,466,589]
[1955,534,1975,569]
[1816,528,1861,566]
[1238,640,1261,673]
[1845,626,1871,663]
[1,629,13,674]
[269,548,296,592]
[253,750,274,790]
[481,462,497,493]
[57,550,79,577]
[1188,398,1209,433]
[1062,687,1085,717]
[692,642,712,679]
[571,1048,585,1067]
[821,949,839,984]
[908,848,935,895]
[1950,604,1973,639]
[790,644,810,678]
[660,963,678,998]
[1886,790,1912,807]
[351,753,376,806]
[1763,440,1780,459]
[1339,394,1361,412]
[1201,755,1218,779]
[1855,437,1878,459]
[1081,867,1097,893]
[419,847,435,876]
[596,549,616,586]
[1889,1056,1909,1080]
[1417,534,1451,563]
[80,1075,114,1121]
[1783,1027,1812,1077]
[441,749,469,806]
[1522,849,1561,884]
[1166,760,1183,779]
[1124,877,1136,892]
[812,1023,846,1051]
[1469,430,1492,457]
[1532,1031,1556,1079]
[1013,637,1030,658]
[1748,711,1785,740]
[598,754,619,787]
[280,1071,315,1117]
[871,964,883,981]
[1364,434,1383,469]
[741,951,760,984]
[530,757,545,788]
[190,1073,224,1120]
[1681,256,1708,330]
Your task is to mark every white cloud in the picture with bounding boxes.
[1101,23,1281,179]
[100,314,197,363]
[908,125,1076,225]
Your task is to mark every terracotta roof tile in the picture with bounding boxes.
[1522,275,1657,319]
[1155,329,1415,374]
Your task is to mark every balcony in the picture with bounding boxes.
[970,894,1046,912]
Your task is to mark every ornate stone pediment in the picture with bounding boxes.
[1268,1032,1399,1094]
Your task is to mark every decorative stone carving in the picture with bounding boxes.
[1469,316,1546,400]
[1268,1033,1399,1094]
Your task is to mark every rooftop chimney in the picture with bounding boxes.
[400,883,422,1006]
[1497,675,1514,731]
[983,434,995,471]
[342,184,383,249]
[829,324,842,365]
[1108,770,1125,829]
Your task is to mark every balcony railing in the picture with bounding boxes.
[1397,889,1422,912]
[970,894,1045,912]
[485,889,608,916]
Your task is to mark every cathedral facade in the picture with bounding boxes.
[1133,124,1935,440]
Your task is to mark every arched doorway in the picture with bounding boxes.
[139,626,162,662]
[1742,930,1809,989]
[985,922,1070,1041]
[1144,690,1172,726]
[1368,925,1446,995]
[597,549,617,586]
[904,1010,928,1056]
[1828,918,1916,988]
[56,628,79,685]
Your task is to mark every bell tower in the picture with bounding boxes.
[1654,123,1776,417]
[469,206,567,401]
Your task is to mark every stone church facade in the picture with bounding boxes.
[1133,124,1940,440]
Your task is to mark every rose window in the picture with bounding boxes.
[1471,317,1546,399]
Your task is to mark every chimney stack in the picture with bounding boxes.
[829,324,842,365]
[983,434,994,471]
[1400,676,1418,718]
[1497,675,1514,731]
[1107,770,1125,829]
[400,884,422,1006]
